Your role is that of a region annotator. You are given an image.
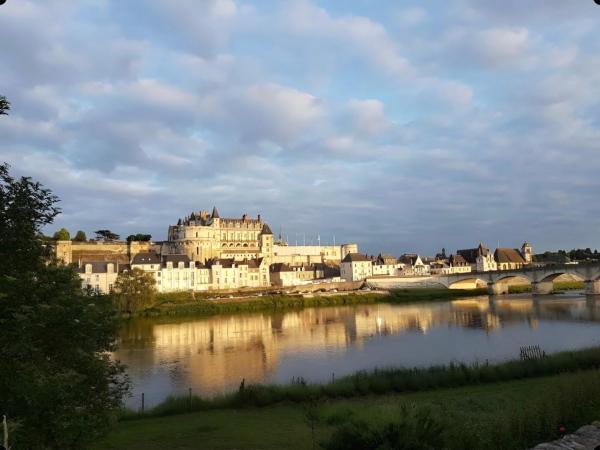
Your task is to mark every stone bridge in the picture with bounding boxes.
[436,263,600,295]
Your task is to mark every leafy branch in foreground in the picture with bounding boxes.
[0,162,129,449]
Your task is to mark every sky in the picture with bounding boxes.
[1,0,600,256]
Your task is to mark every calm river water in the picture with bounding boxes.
[115,293,600,408]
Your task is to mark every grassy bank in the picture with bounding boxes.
[92,369,600,450]
[135,287,488,317]
[508,280,584,294]
[123,346,600,418]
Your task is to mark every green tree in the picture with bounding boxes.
[52,227,70,240]
[95,229,120,241]
[0,162,128,449]
[0,95,9,115]
[73,230,87,242]
[113,268,157,315]
[126,233,152,242]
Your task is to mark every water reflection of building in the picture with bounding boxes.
[115,296,600,397]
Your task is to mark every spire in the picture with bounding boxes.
[177,218,182,226]
[211,206,220,219]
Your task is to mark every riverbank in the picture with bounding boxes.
[93,367,600,450]
[122,345,600,417]
[134,287,488,317]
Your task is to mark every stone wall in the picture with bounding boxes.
[54,240,155,265]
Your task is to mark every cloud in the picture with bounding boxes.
[282,0,414,78]
[2,0,600,254]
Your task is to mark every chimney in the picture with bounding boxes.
[258,214,261,222]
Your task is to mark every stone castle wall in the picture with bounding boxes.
[54,240,155,265]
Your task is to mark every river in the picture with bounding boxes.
[115,292,600,409]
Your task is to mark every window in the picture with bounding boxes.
[109,284,113,292]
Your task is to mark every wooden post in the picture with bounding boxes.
[141,392,145,414]
[3,415,8,450]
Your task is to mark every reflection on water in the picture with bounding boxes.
[115,293,600,408]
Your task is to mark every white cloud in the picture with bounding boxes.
[282,0,414,78]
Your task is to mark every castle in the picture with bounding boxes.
[55,207,359,293]
[163,207,274,263]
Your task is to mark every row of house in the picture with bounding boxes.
[340,253,430,281]
[77,242,534,292]
[339,242,533,282]
[78,253,270,294]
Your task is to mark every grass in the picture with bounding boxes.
[121,345,600,418]
[508,280,584,294]
[134,287,488,317]
[91,369,600,450]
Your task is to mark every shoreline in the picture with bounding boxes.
[121,281,584,319]
[130,287,489,318]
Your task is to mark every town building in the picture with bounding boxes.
[398,254,429,276]
[269,263,327,286]
[77,261,127,294]
[372,253,398,276]
[457,243,497,272]
[340,253,373,281]
[457,242,533,272]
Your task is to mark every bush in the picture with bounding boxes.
[322,406,445,450]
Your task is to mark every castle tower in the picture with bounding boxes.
[521,242,533,264]
[259,223,273,264]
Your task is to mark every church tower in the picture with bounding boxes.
[521,242,533,264]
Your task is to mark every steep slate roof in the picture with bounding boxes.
[449,254,468,266]
[261,223,273,235]
[242,257,264,269]
[456,248,478,264]
[206,258,235,268]
[494,248,526,264]
[399,253,420,266]
[162,254,190,266]
[78,261,119,273]
[342,253,372,263]
[457,243,491,264]
[131,252,161,264]
[270,263,291,272]
[211,206,220,218]
[377,253,397,265]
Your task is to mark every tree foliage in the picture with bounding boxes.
[0,162,128,449]
[126,233,152,242]
[73,230,87,242]
[0,95,9,115]
[534,248,600,264]
[113,268,157,315]
[52,227,70,240]
[95,229,120,241]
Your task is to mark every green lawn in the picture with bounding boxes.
[91,370,600,450]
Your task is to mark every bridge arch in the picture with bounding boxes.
[446,277,488,290]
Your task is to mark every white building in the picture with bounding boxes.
[340,253,373,281]
[77,261,125,294]
[78,252,270,294]
[371,253,398,276]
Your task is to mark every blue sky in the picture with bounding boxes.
[2,0,600,256]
